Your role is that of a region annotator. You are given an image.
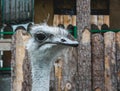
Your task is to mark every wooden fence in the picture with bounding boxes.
[91,31,120,91]
[91,15,109,29]
[53,14,76,28]
[53,15,109,30]
[11,26,120,91]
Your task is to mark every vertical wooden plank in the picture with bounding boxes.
[98,15,104,30]
[72,15,76,26]
[104,32,117,91]
[11,29,31,91]
[50,48,78,91]
[54,58,63,91]
[62,48,78,91]
[55,15,61,26]
[53,15,59,26]
[103,15,110,27]
[92,34,105,91]
[78,29,91,91]
[63,15,72,28]
[77,0,91,90]
[58,15,64,25]
[116,32,120,90]
[22,49,32,91]
[91,15,98,25]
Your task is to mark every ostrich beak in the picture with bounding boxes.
[53,34,79,47]
[59,37,79,47]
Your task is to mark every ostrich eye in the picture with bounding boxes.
[35,32,47,42]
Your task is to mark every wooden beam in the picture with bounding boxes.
[76,0,91,90]
[77,28,91,91]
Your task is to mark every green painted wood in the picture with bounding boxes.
[91,30,120,33]
[0,67,11,71]
[0,32,14,34]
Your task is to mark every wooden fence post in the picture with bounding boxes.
[11,29,31,91]
[77,28,91,91]
[92,33,104,91]
[77,0,91,90]
[104,32,117,91]
[116,32,120,90]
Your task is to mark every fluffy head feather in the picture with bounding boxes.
[27,24,79,59]
[27,24,78,50]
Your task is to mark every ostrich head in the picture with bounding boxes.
[27,24,78,63]
[26,24,78,91]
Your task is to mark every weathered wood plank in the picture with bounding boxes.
[78,28,91,91]
[103,15,109,27]
[50,48,78,91]
[92,33,104,91]
[58,15,64,25]
[116,32,120,90]
[91,15,98,25]
[53,15,75,28]
[104,32,117,91]
[77,0,91,90]
[54,58,63,91]
[63,15,72,28]
[91,15,110,29]
[22,49,32,91]
[62,48,78,91]
[72,15,76,26]
[98,15,104,30]
[11,29,31,91]
[53,15,59,26]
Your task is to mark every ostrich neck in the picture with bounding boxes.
[31,58,52,91]
[28,44,66,91]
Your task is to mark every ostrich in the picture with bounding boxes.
[26,24,78,91]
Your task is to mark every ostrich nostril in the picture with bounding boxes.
[61,39,66,42]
